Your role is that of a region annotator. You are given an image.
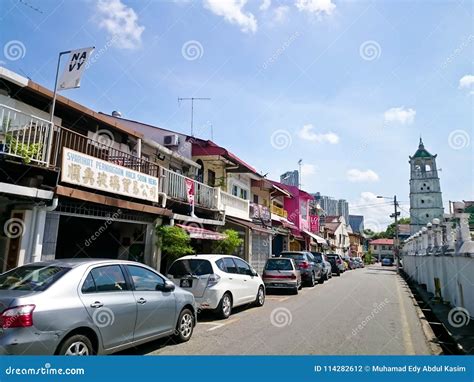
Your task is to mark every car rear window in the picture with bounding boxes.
[0,265,70,291]
[265,259,293,271]
[311,253,323,263]
[279,252,305,260]
[168,259,213,277]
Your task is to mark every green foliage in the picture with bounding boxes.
[365,218,411,239]
[6,134,43,164]
[212,229,243,255]
[364,251,373,265]
[156,225,194,262]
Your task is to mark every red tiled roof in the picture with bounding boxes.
[269,181,314,200]
[369,238,394,245]
[191,139,258,174]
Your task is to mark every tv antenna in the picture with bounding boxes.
[178,97,211,136]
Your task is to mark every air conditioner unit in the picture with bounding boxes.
[163,134,179,147]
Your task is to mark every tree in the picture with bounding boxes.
[156,225,194,272]
[212,229,243,255]
[364,250,373,265]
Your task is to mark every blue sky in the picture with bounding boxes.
[1,0,473,229]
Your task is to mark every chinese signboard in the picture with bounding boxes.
[61,148,159,203]
[250,203,271,224]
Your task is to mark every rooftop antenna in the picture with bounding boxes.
[178,97,211,136]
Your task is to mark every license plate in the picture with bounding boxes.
[180,279,193,288]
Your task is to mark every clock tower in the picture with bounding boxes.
[409,138,444,234]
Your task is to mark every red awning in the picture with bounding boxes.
[176,224,226,240]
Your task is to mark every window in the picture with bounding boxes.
[382,245,386,250]
[234,258,252,276]
[373,245,377,250]
[81,273,96,294]
[223,257,238,273]
[216,258,226,272]
[421,199,425,204]
[207,169,216,186]
[253,194,259,204]
[127,266,164,291]
[426,213,429,218]
[265,259,293,271]
[231,183,249,200]
[0,265,70,292]
[88,265,128,292]
[427,186,430,190]
[300,200,307,220]
[168,259,213,277]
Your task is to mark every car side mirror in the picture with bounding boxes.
[158,280,175,292]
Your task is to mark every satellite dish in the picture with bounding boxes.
[112,110,122,118]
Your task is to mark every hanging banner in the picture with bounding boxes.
[310,215,320,233]
[185,178,195,206]
[57,47,95,91]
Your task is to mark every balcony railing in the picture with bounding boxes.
[160,167,218,210]
[219,190,250,220]
[0,104,53,166]
[271,204,288,218]
[50,126,161,177]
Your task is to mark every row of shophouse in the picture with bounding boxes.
[0,67,363,275]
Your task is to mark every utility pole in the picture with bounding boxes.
[178,97,211,136]
[391,195,400,274]
[298,159,302,189]
[377,195,400,273]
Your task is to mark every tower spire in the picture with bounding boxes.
[419,136,424,148]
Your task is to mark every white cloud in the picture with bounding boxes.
[260,0,271,11]
[204,0,257,33]
[273,6,290,23]
[295,0,336,16]
[459,74,474,90]
[297,124,340,144]
[96,0,145,49]
[349,192,393,232]
[347,169,379,183]
[301,163,316,175]
[384,107,416,125]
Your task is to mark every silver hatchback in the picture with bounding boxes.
[0,259,196,355]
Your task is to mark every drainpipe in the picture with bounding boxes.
[27,198,58,264]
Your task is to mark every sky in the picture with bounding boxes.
[1,0,473,230]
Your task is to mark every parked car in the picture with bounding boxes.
[382,258,394,266]
[342,256,355,270]
[0,259,196,355]
[326,254,345,276]
[355,257,365,268]
[262,258,301,294]
[311,252,331,282]
[167,255,265,319]
[276,251,323,286]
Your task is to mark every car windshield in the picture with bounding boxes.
[265,259,293,271]
[168,259,213,277]
[279,253,305,261]
[0,265,70,291]
[311,253,323,263]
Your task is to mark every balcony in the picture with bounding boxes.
[219,190,250,220]
[271,204,288,218]
[160,167,218,210]
[0,103,219,211]
[0,104,53,166]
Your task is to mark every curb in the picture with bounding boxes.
[398,272,443,355]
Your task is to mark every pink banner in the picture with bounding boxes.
[185,178,195,205]
[309,215,319,233]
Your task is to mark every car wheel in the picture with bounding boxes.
[174,308,194,343]
[336,269,340,277]
[216,292,232,319]
[307,272,315,287]
[319,276,325,284]
[58,334,94,356]
[254,286,265,307]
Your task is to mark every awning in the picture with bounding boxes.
[226,216,273,234]
[302,230,327,244]
[271,214,296,229]
[176,224,226,240]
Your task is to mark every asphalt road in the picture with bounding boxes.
[121,264,434,355]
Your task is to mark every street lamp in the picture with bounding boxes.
[377,195,400,273]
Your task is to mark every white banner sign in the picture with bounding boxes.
[61,148,159,203]
[57,47,94,91]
